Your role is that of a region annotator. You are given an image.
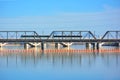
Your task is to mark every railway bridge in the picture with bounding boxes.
[0,31,120,50]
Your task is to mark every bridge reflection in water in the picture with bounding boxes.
[0,48,120,68]
[0,45,120,53]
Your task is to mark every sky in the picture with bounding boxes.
[0,0,120,35]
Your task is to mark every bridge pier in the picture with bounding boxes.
[91,43,102,50]
[0,43,2,48]
[55,43,60,49]
[41,42,46,50]
[24,43,29,49]
[24,42,41,49]
[60,42,72,48]
[97,43,102,50]
[0,43,6,48]
[92,43,97,50]
[86,43,91,49]
[116,43,120,47]
[28,42,41,47]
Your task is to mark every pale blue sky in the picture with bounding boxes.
[0,0,120,35]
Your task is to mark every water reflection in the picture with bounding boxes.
[0,51,120,68]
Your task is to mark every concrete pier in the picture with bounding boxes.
[86,43,91,49]
[28,42,41,47]
[24,42,41,49]
[91,43,98,50]
[0,43,6,48]
[41,42,46,50]
[96,43,102,50]
[55,43,60,49]
[24,43,29,49]
[0,43,2,48]
[60,42,72,48]
[91,43,102,50]
[116,43,120,47]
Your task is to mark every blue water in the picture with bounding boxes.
[0,44,120,80]
[0,49,120,80]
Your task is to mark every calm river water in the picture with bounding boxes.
[0,45,120,80]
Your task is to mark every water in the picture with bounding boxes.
[0,46,120,80]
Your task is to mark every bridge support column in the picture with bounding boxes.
[0,43,2,48]
[60,42,72,49]
[92,43,102,50]
[92,43,97,50]
[116,43,120,47]
[41,42,46,50]
[96,43,102,50]
[24,43,29,49]
[28,42,41,47]
[86,43,91,49]
[0,43,6,48]
[66,43,70,49]
[24,43,41,49]
[55,43,60,49]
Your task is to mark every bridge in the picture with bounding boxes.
[0,31,120,50]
